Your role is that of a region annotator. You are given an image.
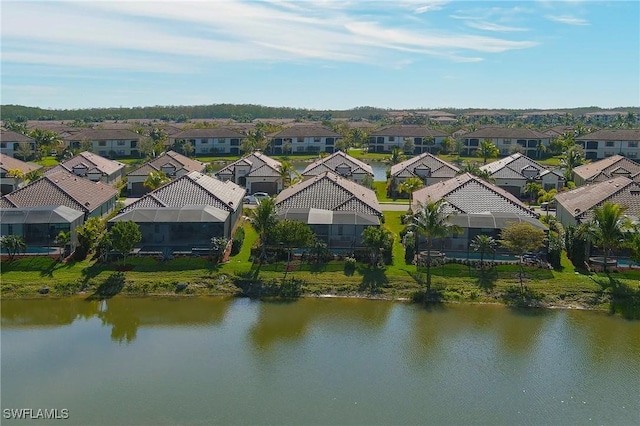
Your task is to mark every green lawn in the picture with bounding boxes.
[36,156,59,167]
[373,181,411,203]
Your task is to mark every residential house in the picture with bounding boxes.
[555,177,640,227]
[66,129,142,158]
[275,171,382,249]
[462,110,514,124]
[111,172,245,252]
[0,130,36,159]
[411,173,544,253]
[367,125,449,154]
[171,128,246,155]
[270,125,342,154]
[0,170,118,220]
[572,155,640,186]
[126,150,205,196]
[575,129,640,160]
[301,150,374,184]
[215,151,283,195]
[582,110,639,125]
[460,127,550,158]
[388,152,459,197]
[0,206,84,251]
[45,151,125,184]
[480,153,564,196]
[0,154,42,195]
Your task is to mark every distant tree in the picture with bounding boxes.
[626,223,640,266]
[561,145,585,182]
[109,221,142,266]
[523,182,543,204]
[461,161,494,183]
[54,231,71,261]
[423,137,435,154]
[388,147,404,165]
[144,171,170,191]
[476,140,500,164]
[398,177,424,202]
[2,119,28,134]
[403,138,415,154]
[0,235,26,261]
[469,234,497,268]
[361,226,394,267]
[75,217,106,260]
[7,169,24,180]
[582,202,631,272]
[440,136,456,155]
[247,197,278,261]
[499,222,546,292]
[274,219,315,278]
[15,144,33,161]
[360,174,374,190]
[183,141,195,157]
[278,161,300,188]
[409,200,462,294]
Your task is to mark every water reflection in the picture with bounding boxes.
[249,298,393,349]
[1,297,233,344]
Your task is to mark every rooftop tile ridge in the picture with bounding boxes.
[43,174,89,212]
[575,179,637,220]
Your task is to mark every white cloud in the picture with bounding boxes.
[465,21,528,32]
[546,15,589,25]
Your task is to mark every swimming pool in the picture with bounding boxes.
[1,247,58,255]
[444,252,520,262]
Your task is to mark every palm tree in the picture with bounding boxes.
[143,171,170,191]
[583,202,631,272]
[409,200,462,294]
[361,226,394,267]
[560,145,585,182]
[54,231,71,261]
[523,182,543,205]
[470,235,497,268]
[1,235,26,261]
[398,177,424,202]
[388,147,404,165]
[461,162,494,183]
[278,161,300,189]
[476,140,500,164]
[247,197,278,261]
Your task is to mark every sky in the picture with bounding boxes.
[1,0,638,111]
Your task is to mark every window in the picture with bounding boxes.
[604,152,614,157]
[99,151,107,156]
[503,139,511,145]
[389,137,395,142]
[0,143,5,148]
[629,141,638,148]
[218,138,226,144]
[117,150,125,156]
[628,152,637,158]
[201,139,208,144]
[586,141,598,150]
[605,141,615,147]
[117,140,126,146]
[297,138,304,143]
[98,141,107,147]
[313,137,321,143]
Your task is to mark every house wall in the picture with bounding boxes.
[0,142,37,159]
[577,139,640,160]
[271,136,338,154]
[87,197,117,220]
[175,137,242,155]
[368,136,445,153]
[462,137,550,158]
[555,203,579,228]
[70,138,141,158]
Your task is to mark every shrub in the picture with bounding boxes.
[231,227,245,256]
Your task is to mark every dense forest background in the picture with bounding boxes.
[1,104,635,123]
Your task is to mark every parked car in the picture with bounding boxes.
[243,195,260,205]
[252,192,270,202]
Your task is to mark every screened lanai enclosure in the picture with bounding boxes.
[277,208,381,250]
[108,205,233,254]
[0,206,84,249]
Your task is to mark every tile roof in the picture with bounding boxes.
[0,154,41,174]
[121,172,245,214]
[480,153,561,181]
[412,173,536,217]
[368,125,449,138]
[67,129,142,141]
[215,152,282,177]
[47,151,124,177]
[575,129,640,141]
[1,170,118,214]
[554,177,640,222]
[461,127,548,139]
[110,205,230,224]
[127,151,205,177]
[276,171,381,216]
[1,129,34,143]
[172,128,246,139]
[302,150,374,177]
[271,124,342,138]
[573,155,640,182]
[390,152,459,178]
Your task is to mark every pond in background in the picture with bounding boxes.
[2,297,639,425]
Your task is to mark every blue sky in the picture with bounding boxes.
[1,0,638,110]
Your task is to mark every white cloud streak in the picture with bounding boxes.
[546,15,590,25]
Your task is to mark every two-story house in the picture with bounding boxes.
[45,151,125,184]
[270,125,342,154]
[460,127,550,159]
[0,130,36,159]
[367,125,449,154]
[66,129,142,158]
[575,129,640,161]
[171,128,246,155]
[0,154,42,195]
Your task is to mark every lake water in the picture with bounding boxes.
[2,297,639,425]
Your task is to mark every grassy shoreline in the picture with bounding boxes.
[2,211,639,318]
